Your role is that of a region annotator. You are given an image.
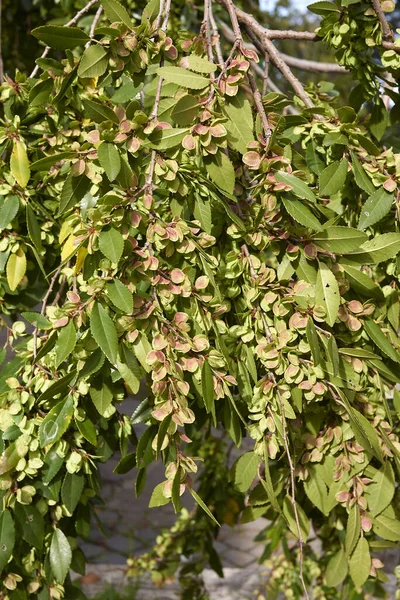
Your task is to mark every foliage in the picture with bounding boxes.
[0,0,400,599]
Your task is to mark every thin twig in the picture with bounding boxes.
[262,54,270,96]
[30,0,99,78]
[371,0,393,41]
[271,373,309,600]
[85,5,103,48]
[203,0,214,65]
[0,0,4,84]
[209,3,224,67]
[32,265,63,358]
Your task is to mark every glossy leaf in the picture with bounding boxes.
[313,227,367,253]
[55,320,76,368]
[358,188,393,230]
[50,529,72,584]
[0,196,19,230]
[78,45,108,78]
[0,511,15,572]
[315,262,340,327]
[32,25,89,49]
[100,0,133,28]
[6,249,26,291]
[58,174,90,216]
[39,396,74,448]
[282,197,322,231]
[276,172,316,202]
[98,142,121,181]
[99,227,124,263]
[319,158,347,197]
[156,66,209,89]
[10,142,30,188]
[61,472,85,514]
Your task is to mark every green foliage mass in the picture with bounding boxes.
[0,0,400,599]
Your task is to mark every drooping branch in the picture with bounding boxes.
[30,0,99,78]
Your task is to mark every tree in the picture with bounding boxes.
[0,0,400,599]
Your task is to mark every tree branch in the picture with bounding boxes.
[371,0,393,41]
[0,0,4,84]
[85,5,103,48]
[30,0,99,78]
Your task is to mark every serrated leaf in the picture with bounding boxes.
[325,547,348,587]
[350,151,375,194]
[32,25,89,49]
[157,66,209,89]
[90,380,113,415]
[55,320,76,368]
[10,141,30,188]
[201,359,215,415]
[193,195,212,234]
[282,197,322,231]
[7,249,26,291]
[276,171,316,202]
[100,0,132,28]
[372,514,400,541]
[58,174,90,216]
[0,511,15,571]
[21,312,51,329]
[98,142,121,181]
[358,188,393,230]
[107,280,133,313]
[306,318,321,365]
[39,396,74,448]
[14,504,44,550]
[340,261,384,300]
[82,99,119,124]
[206,152,235,195]
[0,196,19,230]
[231,451,258,493]
[315,262,340,327]
[61,472,84,514]
[345,233,400,265]
[367,463,395,517]
[30,152,75,171]
[190,488,220,525]
[132,333,152,373]
[304,467,329,515]
[150,127,189,149]
[117,344,141,394]
[184,54,215,73]
[50,529,72,584]
[76,418,97,446]
[90,303,118,364]
[149,482,170,507]
[99,227,124,263]
[26,205,42,251]
[223,95,254,154]
[346,504,360,557]
[283,495,310,541]
[171,95,200,125]
[364,319,399,363]
[78,45,108,78]
[349,537,370,588]
[113,452,136,474]
[319,158,347,197]
[313,227,367,253]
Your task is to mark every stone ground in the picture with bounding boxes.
[77,396,399,598]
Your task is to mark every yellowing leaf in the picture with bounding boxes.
[6,249,26,291]
[10,141,30,188]
[61,234,79,262]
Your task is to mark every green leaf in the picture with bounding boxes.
[372,514,400,541]
[30,152,75,171]
[98,142,121,181]
[184,54,215,73]
[231,451,258,493]
[325,547,348,587]
[171,95,200,126]
[150,127,189,149]
[37,371,76,403]
[0,442,27,475]
[107,280,133,313]
[0,511,15,571]
[319,158,347,197]
[282,197,322,232]
[156,414,172,457]
[99,227,124,264]
[149,482,170,508]
[304,468,329,515]
[90,303,118,364]
[132,333,152,373]
[358,188,393,230]
[313,227,368,253]
[190,488,220,526]
[82,99,119,124]
[283,495,310,541]
[100,0,133,28]
[308,1,341,14]
[10,141,30,188]
[0,196,19,230]
[15,504,44,550]
[315,262,340,327]
[306,317,321,365]
[31,25,90,49]
[223,95,254,154]
[113,452,136,475]
[116,345,141,394]
[276,172,316,202]
[55,320,76,368]
[345,233,400,265]
[201,359,215,415]
[21,312,52,329]
[90,380,113,415]
[367,463,395,517]
[26,205,42,251]
[78,45,108,79]
[306,140,324,174]
[193,195,212,234]
[341,393,384,462]
[76,418,97,446]
[206,152,235,195]
[350,151,375,194]
[369,99,388,141]
[39,395,74,448]
[156,66,209,89]
[345,504,360,557]
[340,262,384,300]
[50,529,72,584]
[7,249,26,291]
[58,174,90,216]
[349,537,371,588]
[364,319,399,363]
[61,472,85,514]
